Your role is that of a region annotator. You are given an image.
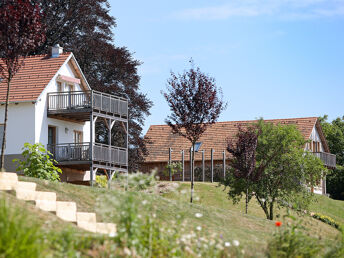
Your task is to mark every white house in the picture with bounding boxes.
[0,45,128,184]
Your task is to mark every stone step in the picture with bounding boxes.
[96,223,117,235]
[77,212,97,223]
[0,179,17,190]
[16,189,36,201]
[77,221,97,233]
[56,201,77,222]
[35,191,56,201]
[15,181,36,191]
[0,172,18,182]
[35,200,56,211]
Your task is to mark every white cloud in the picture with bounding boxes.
[173,0,344,21]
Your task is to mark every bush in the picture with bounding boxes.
[13,143,61,181]
[115,171,157,191]
[311,213,341,229]
[267,222,322,258]
[96,175,108,188]
[0,199,44,257]
[326,166,344,200]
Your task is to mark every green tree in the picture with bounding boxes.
[223,120,325,220]
[319,115,344,200]
[13,143,61,181]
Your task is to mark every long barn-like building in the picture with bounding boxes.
[142,117,336,195]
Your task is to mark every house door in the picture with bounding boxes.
[48,126,57,158]
[48,126,56,145]
[74,130,83,144]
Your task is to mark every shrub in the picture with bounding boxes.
[311,213,341,229]
[96,175,108,188]
[267,222,322,258]
[13,143,61,181]
[0,199,44,257]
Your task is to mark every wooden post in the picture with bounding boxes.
[169,147,172,181]
[202,150,205,182]
[181,150,185,181]
[211,148,214,183]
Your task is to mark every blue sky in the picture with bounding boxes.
[109,0,344,134]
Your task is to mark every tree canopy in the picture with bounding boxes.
[223,120,325,220]
[31,0,152,171]
[320,115,344,200]
[163,60,226,202]
[0,0,45,169]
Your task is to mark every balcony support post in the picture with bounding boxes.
[90,107,94,186]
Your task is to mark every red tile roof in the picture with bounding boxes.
[0,53,71,102]
[144,117,320,163]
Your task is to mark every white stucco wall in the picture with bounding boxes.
[0,56,91,157]
[0,102,35,154]
[35,59,90,147]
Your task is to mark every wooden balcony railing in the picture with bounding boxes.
[312,152,336,168]
[47,90,128,118]
[47,142,128,166]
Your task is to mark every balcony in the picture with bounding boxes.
[47,90,128,121]
[312,152,336,169]
[47,142,128,169]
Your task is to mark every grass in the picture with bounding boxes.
[1,176,343,256]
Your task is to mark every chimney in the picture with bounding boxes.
[51,44,63,58]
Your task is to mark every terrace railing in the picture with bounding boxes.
[47,143,90,162]
[312,152,336,168]
[47,90,128,117]
[47,142,128,166]
[93,143,127,166]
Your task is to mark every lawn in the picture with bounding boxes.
[9,177,342,256]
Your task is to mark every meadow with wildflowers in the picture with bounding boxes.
[0,175,343,257]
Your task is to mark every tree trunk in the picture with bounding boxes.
[0,78,11,171]
[245,186,248,214]
[269,201,274,220]
[190,143,195,203]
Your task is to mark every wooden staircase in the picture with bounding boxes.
[0,172,116,235]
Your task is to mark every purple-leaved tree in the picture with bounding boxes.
[163,60,226,203]
[0,0,45,170]
[227,125,260,213]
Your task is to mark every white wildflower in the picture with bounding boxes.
[233,240,240,246]
[152,213,156,218]
[195,213,203,218]
[142,200,148,205]
[196,226,202,231]
[194,196,200,201]
[109,232,117,237]
[261,198,266,202]
[225,242,231,247]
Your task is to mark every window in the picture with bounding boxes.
[192,142,202,152]
[66,84,74,92]
[48,126,56,145]
[74,130,83,144]
[57,81,62,92]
